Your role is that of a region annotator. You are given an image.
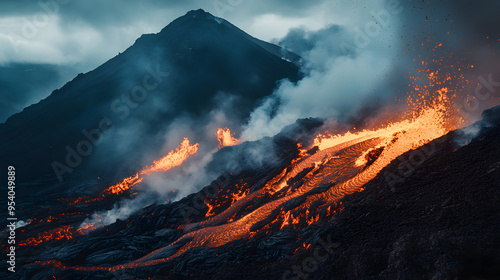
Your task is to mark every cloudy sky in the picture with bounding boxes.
[0,0,368,66]
[0,0,498,123]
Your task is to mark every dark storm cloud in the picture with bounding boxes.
[56,0,321,26]
[2,0,497,65]
[0,0,324,29]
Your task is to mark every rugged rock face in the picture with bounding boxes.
[0,9,301,183]
[3,107,498,280]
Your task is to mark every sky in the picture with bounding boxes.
[0,0,499,123]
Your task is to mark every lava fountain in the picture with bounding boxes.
[216,128,239,149]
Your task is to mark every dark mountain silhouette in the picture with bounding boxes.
[0,9,301,183]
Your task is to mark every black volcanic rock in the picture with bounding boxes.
[0,9,301,184]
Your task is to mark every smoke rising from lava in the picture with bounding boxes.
[241,2,399,141]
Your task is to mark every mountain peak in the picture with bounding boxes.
[184,9,221,23]
[186,9,210,16]
[154,9,301,65]
[157,8,225,35]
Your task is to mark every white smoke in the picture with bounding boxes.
[453,124,482,147]
[241,1,401,141]
[79,93,244,230]
[15,219,30,229]
[143,150,216,199]
[79,194,153,230]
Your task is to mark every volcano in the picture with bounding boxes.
[0,9,301,184]
[1,8,499,280]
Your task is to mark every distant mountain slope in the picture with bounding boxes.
[0,9,301,183]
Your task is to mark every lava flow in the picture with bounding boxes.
[19,226,74,247]
[16,138,199,248]
[72,138,199,233]
[106,137,199,194]
[68,138,199,205]
[131,81,460,267]
[33,66,469,273]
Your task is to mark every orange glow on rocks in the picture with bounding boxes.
[19,226,74,247]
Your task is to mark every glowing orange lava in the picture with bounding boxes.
[19,226,74,247]
[107,174,144,195]
[76,222,98,235]
[114,69,464,268]
[67,138,199,205]
[140,138,200,176]
[216,128,239,149]
[108,138,199,194]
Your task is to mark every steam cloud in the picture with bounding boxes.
[242,2,398,141]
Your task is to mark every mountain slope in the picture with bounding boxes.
[0,9,301,183]
[8,107,499,280]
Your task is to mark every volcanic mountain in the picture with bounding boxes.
[1,9,499,280]
[0,9,301,184]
